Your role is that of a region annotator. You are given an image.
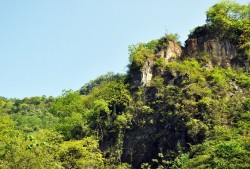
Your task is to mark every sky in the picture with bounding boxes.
[0,0,248,98]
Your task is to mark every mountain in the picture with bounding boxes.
[0,1,249,168]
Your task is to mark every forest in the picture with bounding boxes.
[0,1,250,168]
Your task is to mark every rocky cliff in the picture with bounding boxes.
[116,2,250,167]
[128,28,248,91]
[123,25,249,167]
[186,38,236,67]
[127,37,183,89]
[185,26,247,69]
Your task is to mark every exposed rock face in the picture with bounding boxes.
[122,113,187,168]
[140,40,182,86]
[122,126,158,168]
[123,26,248,168]
[141,59,154,86]
[123,40,183,167]
[185,37,237,68]
[156,40,182,62]
[127,40,183,88]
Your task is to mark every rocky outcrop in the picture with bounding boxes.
[122,20,250,167]
[127,39,182,89]
[185,34,238,68]
[123,39,183,167]
[156,40,182,62]
[204,39,236,67]
[141,59,154,86]
[140,40,182,86]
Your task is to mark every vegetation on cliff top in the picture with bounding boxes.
[189,0,250,70]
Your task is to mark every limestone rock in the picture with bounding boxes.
[185,37,237,68]
[141,59,154,86]
[140,40,182,86]
[156,40,182,62]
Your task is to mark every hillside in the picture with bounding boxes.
[0,1,250,168]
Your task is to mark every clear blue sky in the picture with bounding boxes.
[0,0,248,98]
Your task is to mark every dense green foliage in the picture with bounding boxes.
[0,1,249,168]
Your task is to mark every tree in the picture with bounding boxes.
[57,137,104,169]
[206,0,250,50]
[50,90,84,117]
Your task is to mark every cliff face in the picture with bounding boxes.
[138,39,183,87]
[184,25,248,70]
[141,59,154,86]
[113,2,250,168]
[126,38,182,92]
[155,40,182,62]
[123,39,184,167]
[123,29,248,167]
[185,37,237,68]
[131,29,245,89]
